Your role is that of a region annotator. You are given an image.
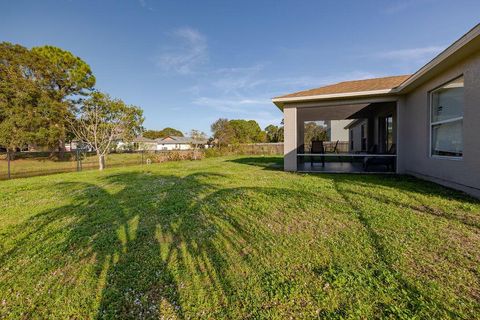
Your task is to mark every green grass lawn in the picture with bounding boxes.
[1,156,479,319]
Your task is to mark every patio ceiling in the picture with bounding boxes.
[346,101,396,119]
[297,103,369,121]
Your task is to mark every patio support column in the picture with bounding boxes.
[283,106,297,171]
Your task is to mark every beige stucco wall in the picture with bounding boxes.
[398,51,480,198]
[283,106,297,171]
[327,120,351,141]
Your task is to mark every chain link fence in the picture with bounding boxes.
[0,143,286,180]
[204,143,284,157]
[0,149,203,180]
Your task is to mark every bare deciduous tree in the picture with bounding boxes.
[68,91,143,170]
[189,129,207,160]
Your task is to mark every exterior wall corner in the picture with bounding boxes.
[283,106,297,171]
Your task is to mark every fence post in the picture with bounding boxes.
[76,150,80,172]
[141,150,144,165]
[79,150,83,171]
[7,150,11,179]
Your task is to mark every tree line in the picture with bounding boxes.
[210,118,284,146]
[142,127,184,140]
[0,42,143,169]
[210,118,330,149]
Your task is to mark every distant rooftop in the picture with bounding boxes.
[156,135,208,144]
[134,136,156,143]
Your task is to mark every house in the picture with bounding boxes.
[131,136,157,151]
[325,120,351,142]
[344,119,369,153]
[272,23,480,198]
[126,135,210,151]
[65,140,91,152]
[155,135,209,151]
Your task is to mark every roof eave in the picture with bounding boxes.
[271,88,396,110]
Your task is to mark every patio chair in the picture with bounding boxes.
[366,144,377,154]
[332,140,339,153]
[310,140,325,167]
[331,140,342,163]
[364,144,396,171]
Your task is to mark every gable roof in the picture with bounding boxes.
[134,136,156,143]
[273,23,480,109]
[275,75,411,99]
[156,136,191,144]
[156,135,208,144]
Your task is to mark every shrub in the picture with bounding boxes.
[146,150,205,163]
[205,144,283,158]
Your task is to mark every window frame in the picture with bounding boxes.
[429,75,464,160]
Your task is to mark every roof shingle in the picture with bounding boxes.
[275,75,411,99]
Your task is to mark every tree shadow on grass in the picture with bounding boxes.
[95,171,273,318]
[2,169,479,318]
[329,173,479,203]
[326,174,480,229]
[0,170,316,319]
[326,176,476,318]
[226,156,283,171]
[0,171,240,318]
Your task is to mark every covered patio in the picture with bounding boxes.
[284,99,399,173]
[272,75,410,174]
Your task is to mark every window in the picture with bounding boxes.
[430,76,464,158]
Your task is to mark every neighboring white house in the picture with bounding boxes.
[155,135,209,151]
[131,137,157,151]
[116,135,210,151]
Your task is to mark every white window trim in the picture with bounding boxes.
[429,76,464,160]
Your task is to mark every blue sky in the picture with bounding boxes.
[1,0,479,135]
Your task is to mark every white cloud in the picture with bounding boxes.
[377,46,445,61]
[207,64,382,99]
[137,0,153,11]
[383,0,435,14]
[187,62,385,129]
[211,64,266,93]
[193,97,267,112]
[155,27,208,74]
[193,96,282,129]
[190,69,385,120]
